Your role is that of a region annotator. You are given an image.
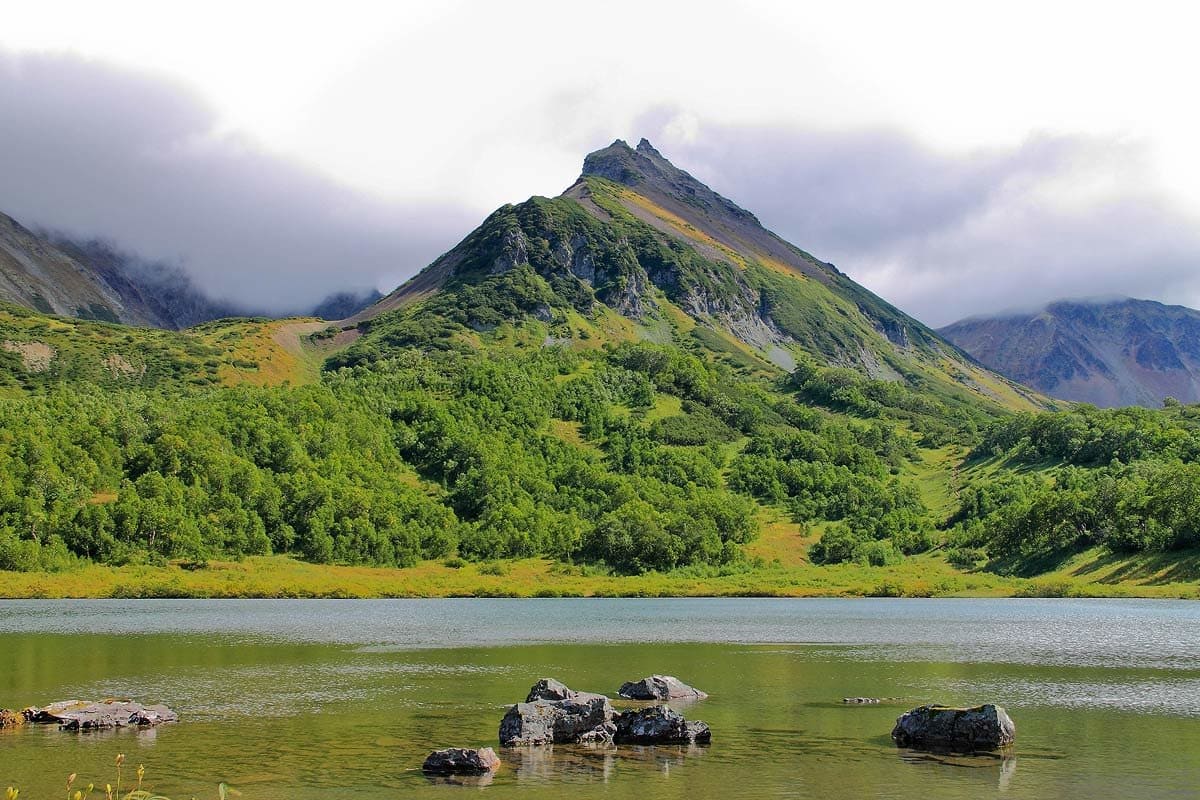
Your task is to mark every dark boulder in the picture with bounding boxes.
[891,704,1015,752]
[618,675,707,701]
[614,705,711,745]
[422,747,501,775]
[499,696,616,747]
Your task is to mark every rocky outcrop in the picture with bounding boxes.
[891,704,1015,753]
[614,705,711,745]
[422,747,501,775]
[618,675,707,701]
[23,700,178,730]
[499,696,616,747]
[500,679,712,748]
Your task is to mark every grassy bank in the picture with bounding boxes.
[2,549,1197,600]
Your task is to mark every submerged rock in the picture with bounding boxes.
[617,675,707,701]
[891,704,1015,753]
[422,747,501,775]
[499,696,616,747]
[843,697,881,704]
[0,709,23,728]
[613,705,711,745]
[24,700,178,730]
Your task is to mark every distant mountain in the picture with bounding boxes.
[310,289,383,321]
[939,298,1200,407]
[1,209,379,329]
[49,236,245,329]
[0,211,154,325]
[350,138,1041,411]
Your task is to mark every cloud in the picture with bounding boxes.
[644,118,1200,327]
[0,51,476,312]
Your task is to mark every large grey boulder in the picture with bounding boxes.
[24,700,178,730]
[499,696,616,747]
[618,675,707,701]
[891,704,1015,752]
[422,747,501,775]
[613,705,711,745]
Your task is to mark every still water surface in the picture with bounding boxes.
[1,599,1197,798]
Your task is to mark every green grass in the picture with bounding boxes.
[2,552,1196,600]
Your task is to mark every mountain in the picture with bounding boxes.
[310,288,383,321]
[940,298,1200,407]
[0,211,153,325]
[0,210,244,329]
[350,138,1042,411]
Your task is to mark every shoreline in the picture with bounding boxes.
[2,553,1196,600]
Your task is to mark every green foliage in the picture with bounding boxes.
[953,403,1200,566]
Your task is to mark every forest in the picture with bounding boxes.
[3,290,1200,580]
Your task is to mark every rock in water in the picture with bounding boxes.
[891,704,1015,752]
[613,705,711,745]
[24,700,178,730]
[499,696,616,746]
[618,675,707,701]
[421,748,501,775]
[0,709,23,728]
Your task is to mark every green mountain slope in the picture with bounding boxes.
[351,139,1044,414]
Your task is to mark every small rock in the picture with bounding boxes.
[614,705,711,745]
[524,678,605,704]
[422,747,501,775]
[843,697,881,704]
[618,675,707,701]
[891,704,1015,753]
[0,709,23,728]
[499,696,616,747]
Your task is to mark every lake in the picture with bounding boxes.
[1,598,1198,799]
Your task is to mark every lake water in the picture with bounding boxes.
[1,598,1198,799]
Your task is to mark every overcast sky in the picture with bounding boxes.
[3,1,1200,323]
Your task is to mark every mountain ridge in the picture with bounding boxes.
[940,297,1200,407]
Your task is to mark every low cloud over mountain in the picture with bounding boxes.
[0,51,475,313]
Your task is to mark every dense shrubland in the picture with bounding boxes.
[949,404,1200,567]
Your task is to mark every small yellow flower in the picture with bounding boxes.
[67,775,77,790]
[6,787,19,800]
[115,754,125,767]
[136,766,145,782]
[73,791,82,800]
[86,785,94,794]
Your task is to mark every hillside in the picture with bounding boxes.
[940,298,1200,407]
[0,301,328,394]
[350,139,1044,414]
[1,141,1196,598]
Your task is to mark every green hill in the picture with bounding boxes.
[0,141,1195,597]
